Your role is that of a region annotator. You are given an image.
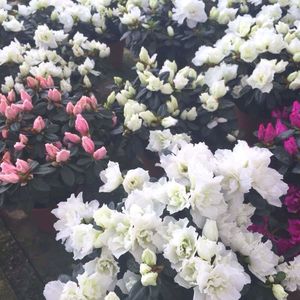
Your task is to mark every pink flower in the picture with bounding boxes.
[2,151,11,162]
[20,90,32,103]
[75,114,89,136]
[290,101,300,128]
[14,142,26,151]
[1,129,8,139]
[22,99,33,111]
[89,95,97,110]
[38,76,54,89]
[284,185,300,214]
[46,76,54,87]
[1,161,16,173]
[7,90,16,102]
[15,159,30,174]
[66,102,74,115]
[19,134,28,144]
[45,143,59,159]
[257,123,276,143]
[275,119,287,136]
[48,89,61,103]
[93,146,107,160]
[56,149,70,163]
[5,105,20,120]
[0,173,19,183]
[73,101,84,115]
[0,98,8,114]
[81,136,95,154]
[64,132,81,144]
[284,136,298,156]
[26,76,38,89]
[33,116,46,133]
[288,219,300,242]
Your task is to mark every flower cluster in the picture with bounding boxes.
[0,75,114,209]
[43,135,300,300]
[106,47,238,153]
[256,100,300,177]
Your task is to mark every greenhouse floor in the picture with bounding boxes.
[0,215,73,300]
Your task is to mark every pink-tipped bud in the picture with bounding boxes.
[81,136,95,154]
[56,149,70,163]
[112,114,117,127]
[93,146,107,160]
[45,143,59,159]
[257,124,265,141]
[27,76,39,89]
[46,76,54,88]
[89,95,97,109]
[20,90,32,103]
[7,90,16,102]
[1,161,16,173]
[5,105,20,120]
[66,102,74,115]
[0,173,19,183]
[48,89,61,103]
[2,151,11,162]
[64,132,81,144]
[19,134,28,144]
[75,114,89,136]
[16,159,30,174]
[37,77,48,89]
[73,101,84,115]
[33,116,46,133]
[14,142,26,151]
[0,98,8,114]
[22,99,33,111]
[284,137,298,156]
[275,119,287,136]
[263,123,276,143]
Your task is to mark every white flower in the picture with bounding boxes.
[99,162,123,193]
[125,114,143,131]
[34,25,67,49]
[277,256,300,292]
[2,18,23,32]
[105,292,120,300]
[141,271,158,286]
[227,15,255,37]
[142,248,157,266]
[202,219,219,242]
[172,0,207,29]
[161,116,178,128]
[43,281,65,300]
[77,272,106,299]
[196,237,218,261]
[209,80,228,99]
[272,284,288,300]
[120,7,143,26]
[123,168,150,194]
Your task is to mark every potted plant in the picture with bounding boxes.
[0,75,115,230]
[43,135,300,299]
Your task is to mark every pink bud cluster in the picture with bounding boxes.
[45,143,71,163]
[66,95,98,115]
[0,158,32,184]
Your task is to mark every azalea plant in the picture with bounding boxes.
[0,75,115,210]
[43,134,300,300]
[191,0,300,115]
[118,0,228,66]
[105,47,238,157]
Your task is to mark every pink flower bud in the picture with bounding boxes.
[73,102,84,115]
[46,76,54,88]
[14,142,26,151]
[64,132,81,144]
[81,136,95,154]
[22,100,33,111]
[5,105,19,120]
[20,90,32,103]
[1,129,8,139]
[89,95,97,109]
[292,100,300,112]
[284,136,298,156]
[19,134,28,144]
[93,146,107,160]
[290,101,300,128]
[53,141,62,149]
[27,76,38,89]
[0,173,19,183]
[264,123,276,144]
[48,89,61,103]
[0,98,8,114]
[45,143,59,159]
[1,161,16,173]
[16,159,30,174]
[66,102,74,115]
[2,151,11,162]
[275,119,287,136]
[112,114,117,127]
[7,90,16,102]
[56,149,70,163]
[75,114,89,136]
[33,116,46,133]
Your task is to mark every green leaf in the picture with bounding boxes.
[292,163,300,174]
[274,272,286,283]
[273,146,291,166]
[276,129,295,141]
[60,166,75,187]
[0,184,12,193]
[33,165,56,175]
[31,177,51,192]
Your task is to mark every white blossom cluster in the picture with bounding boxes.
[44,134,298,300]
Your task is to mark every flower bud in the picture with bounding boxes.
[202,219,218,242]
[75,114,89,136]
[141,272,158,287]
[114,77,123,86]
[64,132,81,144]
[66,102,74,115]
[139,47,150,64]
[82,136,95,154]
[33,116,45,133]
[142,249,157,266]
[7,90,16,102]
[106,91,116,106]
[167,26,174,37]
[48,89,61,103]
[104,292,120,300]
[272,284,288,300]
[16,159,30,173]
[140,263,152,275]
[26,76,38,89]
[22,100,33,111]
[161,116,178,128]
[20,90,32,103]
[45,143,59,159]
[56,149,70,163]
[93,146,107,160]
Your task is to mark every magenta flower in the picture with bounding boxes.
[288,219,300,242]
[257,122,276,144]
[284,136,298,156]
[284,185,300,214]
[275,119,287,136]
[290,100,300,128]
